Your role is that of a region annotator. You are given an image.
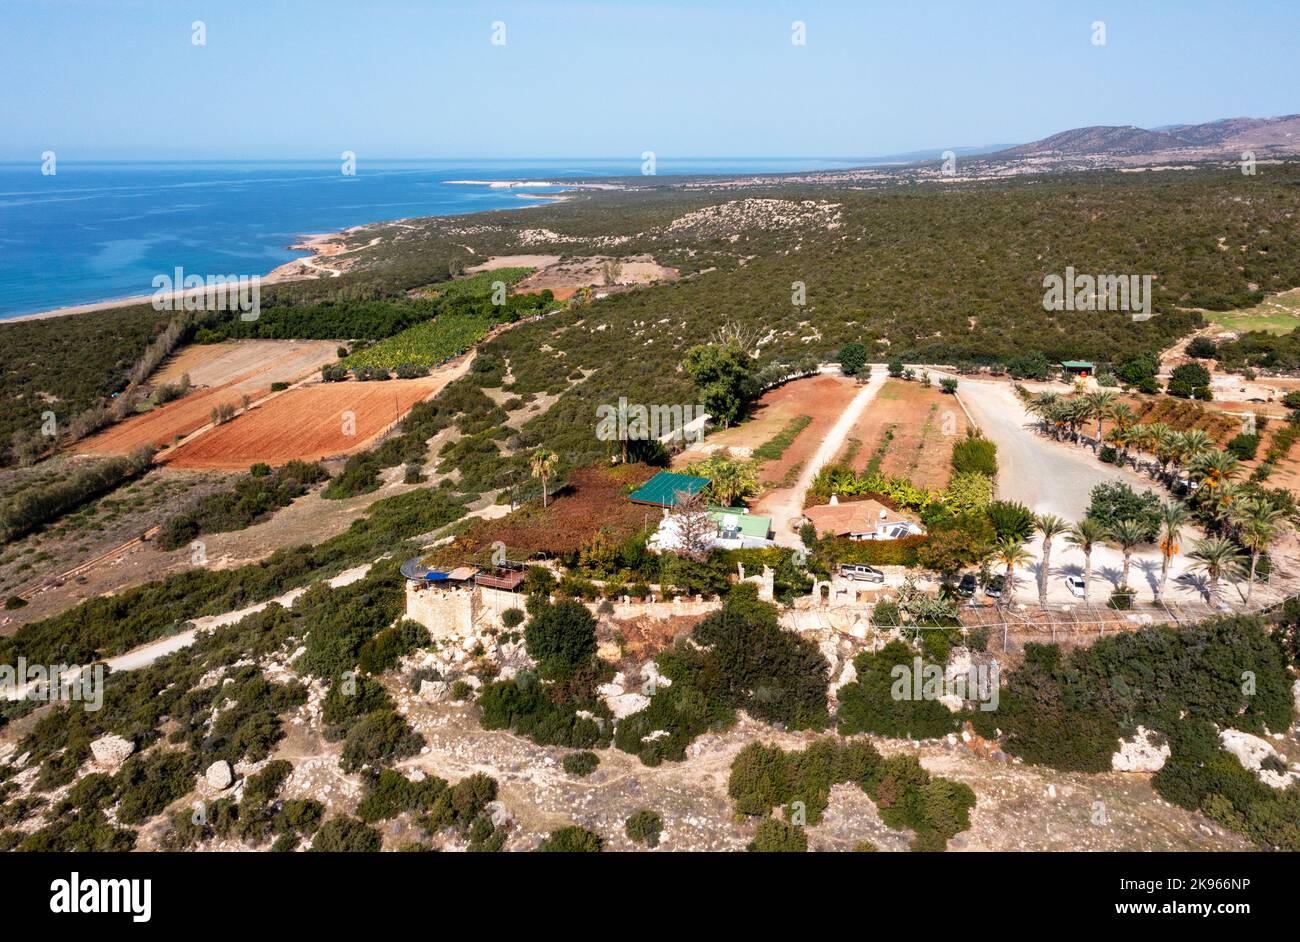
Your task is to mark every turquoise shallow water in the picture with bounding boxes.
[0,157,860,318]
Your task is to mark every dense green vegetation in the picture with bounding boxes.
[969,612,1297,849]
[1214,326,1300,371]
[614,584,828,765]
[0,448,154,543]
[728,736,976,851]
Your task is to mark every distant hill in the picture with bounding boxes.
[988,114,1300,164]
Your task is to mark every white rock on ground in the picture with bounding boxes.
[419,680,449,703]
[89,734,135,771]
[829,661,857,698]
[606,692,651,719]
[1292,678,1300,716]
[1112,726,1171,773]
[205,759,234,790]
[1219,729,1300,789]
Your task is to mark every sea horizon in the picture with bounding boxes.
[0,156,871,319]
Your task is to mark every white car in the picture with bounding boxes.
[1065,575,1087,598]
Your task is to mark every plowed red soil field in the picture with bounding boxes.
[77,340,339,456]
[163,376,446,469]
[837,378,967,489]
[78,381,272,455]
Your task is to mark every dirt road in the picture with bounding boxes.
[758,368,888,546]
[945,375,1153,521]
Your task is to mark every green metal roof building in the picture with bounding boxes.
[627,470,710,507]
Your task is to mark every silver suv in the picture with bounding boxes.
[839,563,885,583]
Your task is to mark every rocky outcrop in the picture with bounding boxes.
[1219,729,1299,789]
[1111,726,1170,773]
[89,734,135,771]
[205,759,234,790]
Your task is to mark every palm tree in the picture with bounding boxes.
[1147,423,1177,481]
[1188,449,1240,492]
[1188,537,1246,601]
[1066,518,1108,604]
[1235,498,1281,605]
[1204,481,1247,536]
[1173,429,1212,485]
[1105,402,1138,464]
[1065,397,1091,444]
[1027,392,1059,434]
[1127,424,1154,469]
[1107,518,1150,592]
[1155,501,1189,604]
[529,448,558,508]
[702,459,757,507]
[993,537,1032,609]
[1083,390,1118,449]
[1034,513,1071,608]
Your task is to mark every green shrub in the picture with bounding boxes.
[836,641,958,740]
[310,816,382,852]
[562,751,600,776]
[748,818,807,852]
[624,809,663,847]
[951,434,997,476]
[524,598,598,679]
[537,825,603,852]
[339,710,424,772]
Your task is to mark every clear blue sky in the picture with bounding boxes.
[2,0,1297,160]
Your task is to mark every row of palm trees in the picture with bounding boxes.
[1025,389,1239,491]
[988,496,1279,609]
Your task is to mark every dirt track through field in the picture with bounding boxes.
[756,369,888,546]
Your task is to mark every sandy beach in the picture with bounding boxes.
[1,182,594,324]
[4,231,350,324]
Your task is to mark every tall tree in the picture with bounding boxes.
[1083,390,1117,449]
[1156,501,1189,604]
[993,538,1032,610]
[1066,518,1108,605]
[1235,498,1281,605]
[683,343,755,428]
[529,448,558,508]
[1107,518,1150,592]
[1034,513,1070,608]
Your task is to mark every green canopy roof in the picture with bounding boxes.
[1060,360,1095,369]
[628,471,710,507]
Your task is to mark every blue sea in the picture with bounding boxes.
[0,157,861,319]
